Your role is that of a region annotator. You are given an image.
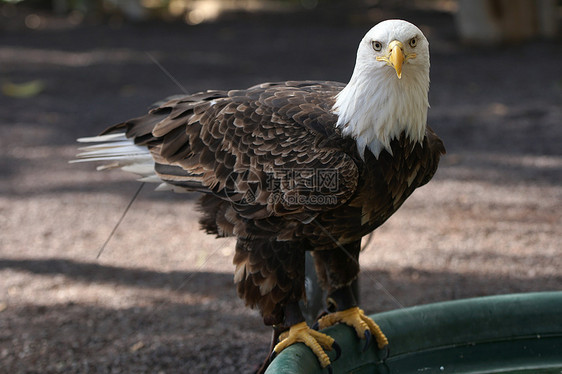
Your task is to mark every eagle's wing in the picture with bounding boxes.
[101,81,359,222]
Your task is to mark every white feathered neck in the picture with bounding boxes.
[333,20,430,159]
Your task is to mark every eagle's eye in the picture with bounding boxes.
[409,37,417,48]
[372,41,382,52]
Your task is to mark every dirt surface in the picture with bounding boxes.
[1,4,561,374]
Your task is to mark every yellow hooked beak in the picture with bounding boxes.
[376,40,416,79]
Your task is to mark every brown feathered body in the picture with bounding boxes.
[99,81,444,325]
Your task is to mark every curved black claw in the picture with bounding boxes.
[379,344,390,361]
[332,341,342,361]
[311,321,319,330]
[363,330,372,352]
[268,350,277,364]
[326,364,333,374]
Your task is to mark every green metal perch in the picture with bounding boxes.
[266,292,562,373]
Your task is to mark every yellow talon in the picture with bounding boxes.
[273,321,335,368]
[317,306,389,349]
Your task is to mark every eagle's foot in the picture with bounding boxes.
[272,321,340,371]
[317,306,388,350]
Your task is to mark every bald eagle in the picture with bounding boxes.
[74,20,445,372]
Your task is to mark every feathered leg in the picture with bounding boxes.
[312,241,388,351]
[234,238,340,372]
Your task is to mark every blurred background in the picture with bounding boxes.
[1,0,561,373]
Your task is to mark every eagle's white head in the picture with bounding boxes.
[333,19,430,159]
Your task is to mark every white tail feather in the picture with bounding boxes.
[138,175,162,183]
[122,164,158,177]
[71,132,161,183]
[77,133,128,143]
[155,182,191,193]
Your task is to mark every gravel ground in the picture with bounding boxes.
[1,4,561,374]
